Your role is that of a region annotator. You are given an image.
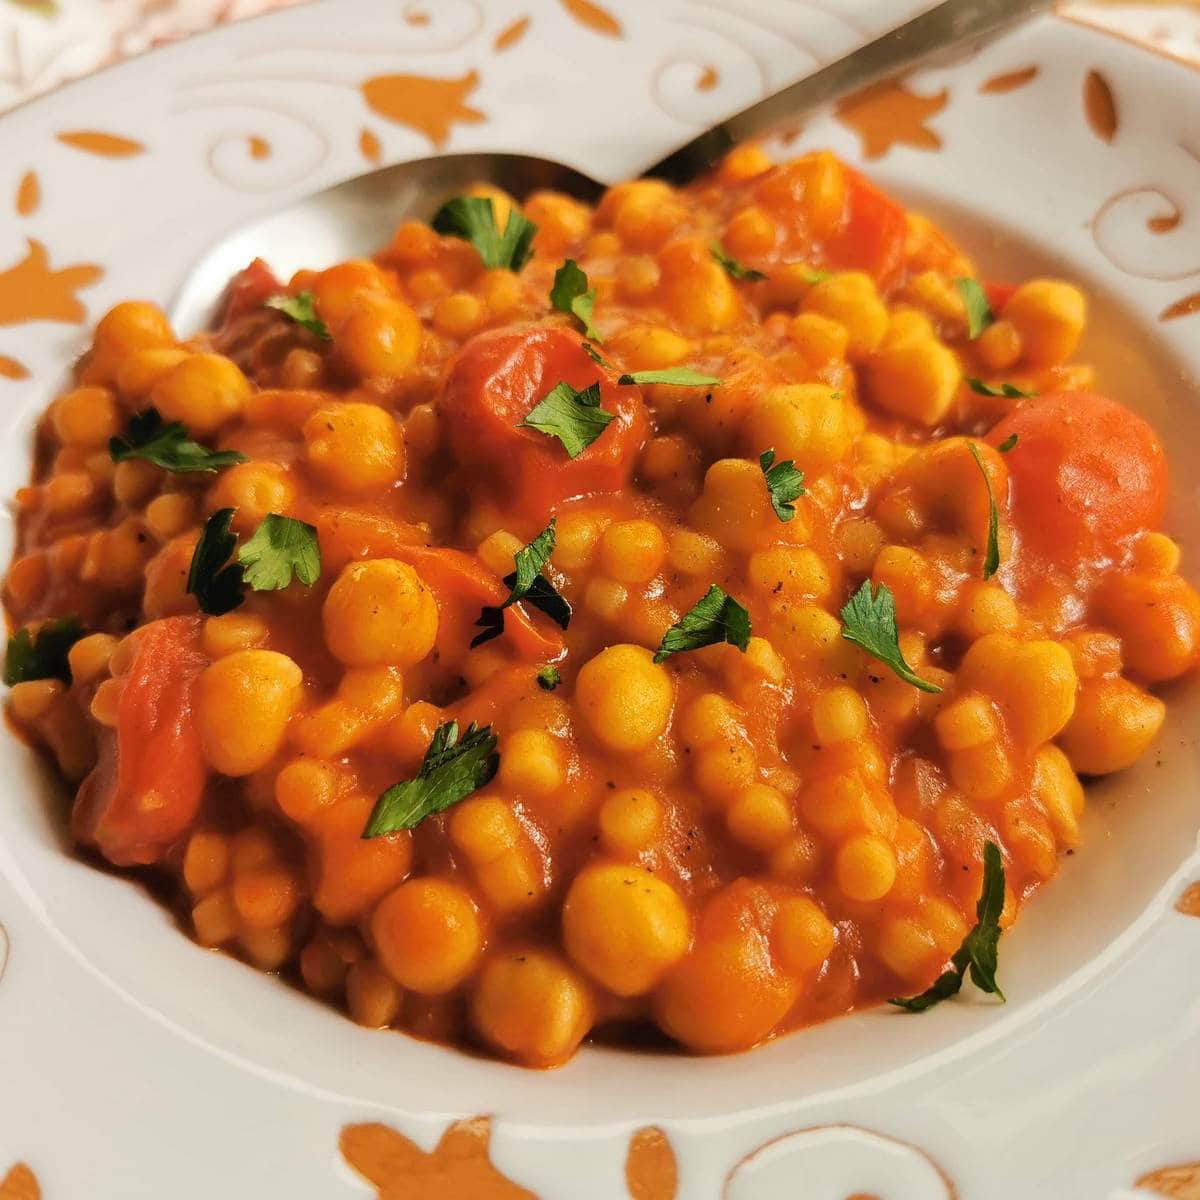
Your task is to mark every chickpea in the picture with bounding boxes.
[151,353,250,436]
[1058,676,1165,775]
[51,387,120,447]
[599,788,663,858]
[196,650,303,776]
[372,878,484,995]
[742,384,851,476]
[864,336,962,426]
[575,644,673,753]
[303,402,405,494]
[337,295,422,379]
[773,897,835,975]
[322,559,438,668]
[835,833,898,902]
[209,462,294,535]
[94,301,174,358]
[1096,572,1200,683]
[657,238,739,332]
[598,519,668,584]
[1004,279,1086,366]
[802,272,888,357]
[563,864,691,995]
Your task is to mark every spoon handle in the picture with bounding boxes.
[644,0,1053,185]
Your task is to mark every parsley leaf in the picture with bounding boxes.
[955,278,994,340]
[550,259,601,341]
[581,340,613,370]
[653,585,751,664]
[968,442,1001,580]
[997,433,1018,453]
[536,664,562,691]
[363,720,499,836]
[264,291,330,340]
[237,514,321,592]
[759,449,806,522]
[4,615,85,686]
[431,196,537,272]
[710,242,765,282]
[473,519,571,647]
[519,380,614,458]
[840,580,942,693]
[187,508,245,616]
[891,840,1007,1011]
[966,377,1035,399]
[617,368,721,387]
[109,408,247,474]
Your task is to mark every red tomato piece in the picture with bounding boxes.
[987,390,1168,575]
[822,169,907,291]
[219,257,282,326]
[72,616,210,867]
[439,324,649,525]
[984,281,1018,314]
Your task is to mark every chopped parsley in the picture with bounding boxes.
[236,514,321,592]
[536,664,562,691]
[550,259,601,341]
[4,615,86,686]
[187,508,245,616]
[759,449,806,523]
[363,720,499,836]
[581,340,611,369]
[519,380,613,458]
[955,278,994,340]
[616,367,721,388]
[966,377,1034,399]
[968,442,1001,580]
[473,519,571,647]
[654,585,751,664]
[264,291,330,340]
[431,195,537,272]
[710,242,765,282]
[997,433,1018,453]
[840,579,941,693]
[109,408,247,474]
[891,840,1007,1011]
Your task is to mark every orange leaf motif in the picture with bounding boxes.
[1137,1163,1200,1198]
[0,356,26,381]
[56,130,145,157]
[559,0,622,38]
[696,66,719,93]
[16,171,39,217]
[979,66,1038,94]
[1084,70,1117,142]
[494,16,530,51]
[0,239,103,327]
[360,128,382,164]
[1160,293,1200,322]
[340,1119,537,1199]
[835,78,948,160]
[361,71,485,149]
[626,1127,678,1200]
[0,1163,40,1200]
[248,136,271,160]
[1177,881,1200,915]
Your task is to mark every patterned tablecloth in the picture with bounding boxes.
[1,0,1199,115]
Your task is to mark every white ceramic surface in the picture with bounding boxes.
[1,3,1199,1197]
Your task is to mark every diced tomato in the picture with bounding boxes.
[72,616,210,867]
[822,169,907,291]
[439,324,649,525]
[219,258,282,326]
[387,544,564,664]
[984,281,1018,314]
[987,390,1168,575]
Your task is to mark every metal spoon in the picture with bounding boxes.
[173,0,1050,331]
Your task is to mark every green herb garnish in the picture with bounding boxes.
[891,840,1007,1011]
[968,442,1001,580]
[264,291,330,340]
[759,449,806,523]
[473,519,571,647]
[363,720,499,836]
[519,380,613,459]
[236,514,321,592]
[840,580,941,693]
[550,259,601,341]
[109,408,247,474]
[536,664,562,691]
[710,242,765,282]
[187,508,245,616]
[616,368,721,388]
[653,585,751,664]
[431,196,537,272]
[4,615,85,686]
[997,433,1018,453]
[955,278,994,340]
[966,378,1034,399]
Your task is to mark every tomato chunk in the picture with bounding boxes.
[987,390,1168,574]
[219,257,282,326]
[440,324,648,525]
[822,169,907,290]
[72,616,210,866]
